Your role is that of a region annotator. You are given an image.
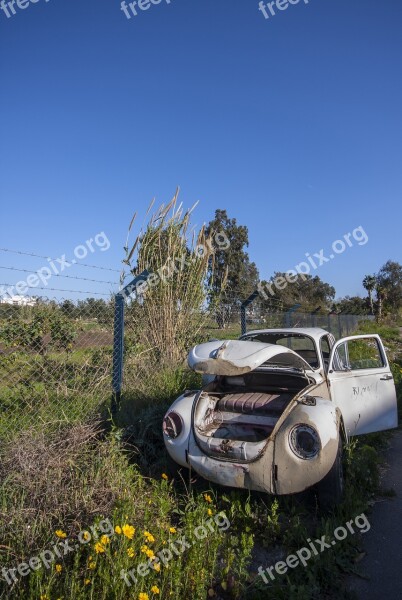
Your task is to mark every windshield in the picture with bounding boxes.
[242,333,319,369]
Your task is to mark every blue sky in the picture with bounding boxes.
[0,0,401,301]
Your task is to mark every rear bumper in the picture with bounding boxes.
[188,433,275,493]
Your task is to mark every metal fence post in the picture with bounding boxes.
[311,306,321,328]
[111,270,150,418]
[241,290,260,335]
[285,304,301,328]
[112,293,125,417]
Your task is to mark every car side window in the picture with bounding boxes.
[320,335,331,372]
[347,338,385,369]
[333,338,385,371]
[332,342,348,371]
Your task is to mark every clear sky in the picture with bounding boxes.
[1,0,401,301]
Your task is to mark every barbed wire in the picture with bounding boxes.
[0,266,117,285]
[0,283,112,297]
[0,248,121,273]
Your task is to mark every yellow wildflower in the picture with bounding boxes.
[82,531,90,541]
[139,594,149,600]
[146,549,155,559]
[161,473,168,480]
[207,508,213,517]
[169,527,176,534]
[55,529,67,539]
[55,564,62,573]
[84,579,91,585]
[140,544,149,554]
[122,524,135,540]
[94,542,105,554]
[40,595,49,600]
[151,586,160,595]
[100,535,110,545]
[153,562,161,572]
[204,494,213,504]
[115,525,122,535]
[144,531,155,543]
[88,562,96,570]
[127,547,135,558]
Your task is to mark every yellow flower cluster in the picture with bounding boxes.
[55,529,67,539]
[144,531,155,543]
[140,544,156,560]
[122,524,135,540]
[94,542,106,554]
[204,493,213,504]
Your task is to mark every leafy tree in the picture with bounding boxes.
[376,260,402,314]
[362,274,376,315]
[375,282,388,322]
[60,299,76,318]
[333,296,370,315]
[260,273,335,311]
[205,209,259,303]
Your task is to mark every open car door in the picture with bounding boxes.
[328,334,398,436]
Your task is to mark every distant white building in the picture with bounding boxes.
[0,295,37,307]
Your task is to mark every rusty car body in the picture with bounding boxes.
[162,328,398,505]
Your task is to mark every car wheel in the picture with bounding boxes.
[316,436,344,510]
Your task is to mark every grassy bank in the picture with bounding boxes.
[1,323,401,600]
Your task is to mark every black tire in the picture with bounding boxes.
[316,436,344,511]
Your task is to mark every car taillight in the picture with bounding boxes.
[163,412,183,439]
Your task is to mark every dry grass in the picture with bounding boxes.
[123,189,224,364]
[0,421,132,560]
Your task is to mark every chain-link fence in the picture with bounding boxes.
[0,297,114,443]
[0,283,376,444]
[242,308,374,338]
[238,293,375,339]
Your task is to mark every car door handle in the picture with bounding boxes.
[380,375,393,381]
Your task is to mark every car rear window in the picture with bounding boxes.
[245,333,319,368]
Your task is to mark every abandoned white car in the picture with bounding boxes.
[163,329,398,506]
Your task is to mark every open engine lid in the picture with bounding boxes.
[188,339,312,375]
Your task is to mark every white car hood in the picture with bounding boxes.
[188,340,312,375]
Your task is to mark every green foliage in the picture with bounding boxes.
[376,260,402,314]
[0,309,77,353]
[333,295,370,315]
[205,208,259,302]
[261,273,336,311]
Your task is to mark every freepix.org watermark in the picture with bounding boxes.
[0,0,50,19]
[121,0,172,20]
[258,513,371,584]
[258,0,310,20]
[2,519,114,586]
[120,512,231,587]
[0,232,111,301]
[258,226,368,300]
